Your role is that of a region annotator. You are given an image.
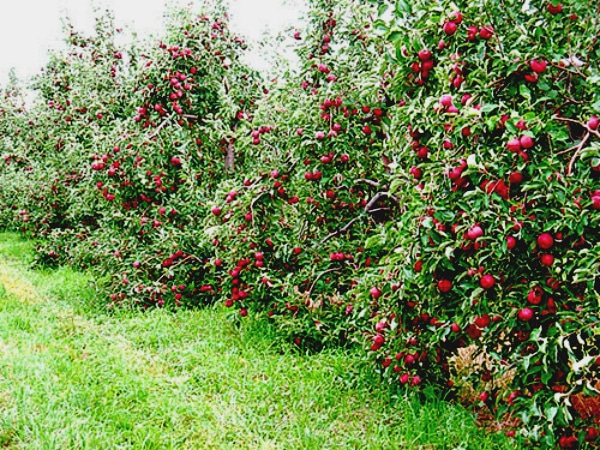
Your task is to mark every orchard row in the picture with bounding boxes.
[0,0,599,446]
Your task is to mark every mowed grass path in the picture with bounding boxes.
[0,233,519,449]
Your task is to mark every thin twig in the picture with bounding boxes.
[148,118,170,139]
[364,191,388,212]
[354,178,380,188]
[319,191,396,244]
[567,132,590,176]
[320,217,359,244]
[556,133,590,156]
[307,268,341,298]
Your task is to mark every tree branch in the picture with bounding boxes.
[307,268,341,298]
[320,217,359,244]
[225,141,235,170]
[147,118,170,140]
[354,178,380,188]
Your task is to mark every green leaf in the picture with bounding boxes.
[480,103,498,113]
[546,406,558,422]
[387,31,403,45]
[519,84,531,101]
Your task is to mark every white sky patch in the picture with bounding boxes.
[0,0,307,86]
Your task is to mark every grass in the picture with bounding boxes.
[0,232,521,449]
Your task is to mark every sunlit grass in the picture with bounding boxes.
[0,233,520,449]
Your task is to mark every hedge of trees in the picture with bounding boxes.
[1,0,599,446]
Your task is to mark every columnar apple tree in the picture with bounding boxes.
[362,0,600,446]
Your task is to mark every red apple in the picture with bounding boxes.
[518,307,534,321]
[509,172,523,185]
[409,166,422,179]
[588,116,599,130]
[440,94,453,107]
[373,334,385,346]
[467,225,484,240]
[540,253,555,267]
[418,49,432,61]
[370,286,382,299]
[437,279,452,293]
[480,274,495,289]
[506,138,522,153]
[479,26,494,39]
[443,21,457,35]
[527,287,543,305]
[537,232,554,249]
[547,2,563,15]
[520,135,534,149]
[449,10,463,24]
[530,59,547,74]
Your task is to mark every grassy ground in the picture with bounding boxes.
[0,233,520,449]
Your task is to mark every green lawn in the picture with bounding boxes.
[0,233,520,449]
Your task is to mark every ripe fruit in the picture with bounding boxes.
[547,2,563,15]
[370,286,382,299]
[409,166,422,179]
[530,59,547,74]
[449,10,463,24]
[506,138,521,152]
[480,274,495,289]
[524,72,538,83]
[592,193,600,210]
[527,287,543,305]
[508,172,523,185]
[479,26,494,40]
[443,21,457,36]
[211,206,222,216]
[418,49,432,61]
[520,135,534,149]
[588,116,599,130]
[440,94,453,107]
[437,279,452,293]
[467,224,484,240]
[517,307,534,321]
[475,314,491,328]
[537,232,554,249]
[373,334,385,346]
[540,253,554,267]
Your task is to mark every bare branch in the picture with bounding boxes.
[320,217,359,244]
[307,268,341,298]
[147,118,170,140]
[354,178,380,188]
[225,141,235,170]
[567,132,590,176]
[364,191,389,213]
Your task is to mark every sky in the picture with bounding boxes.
[0,0,307,86]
